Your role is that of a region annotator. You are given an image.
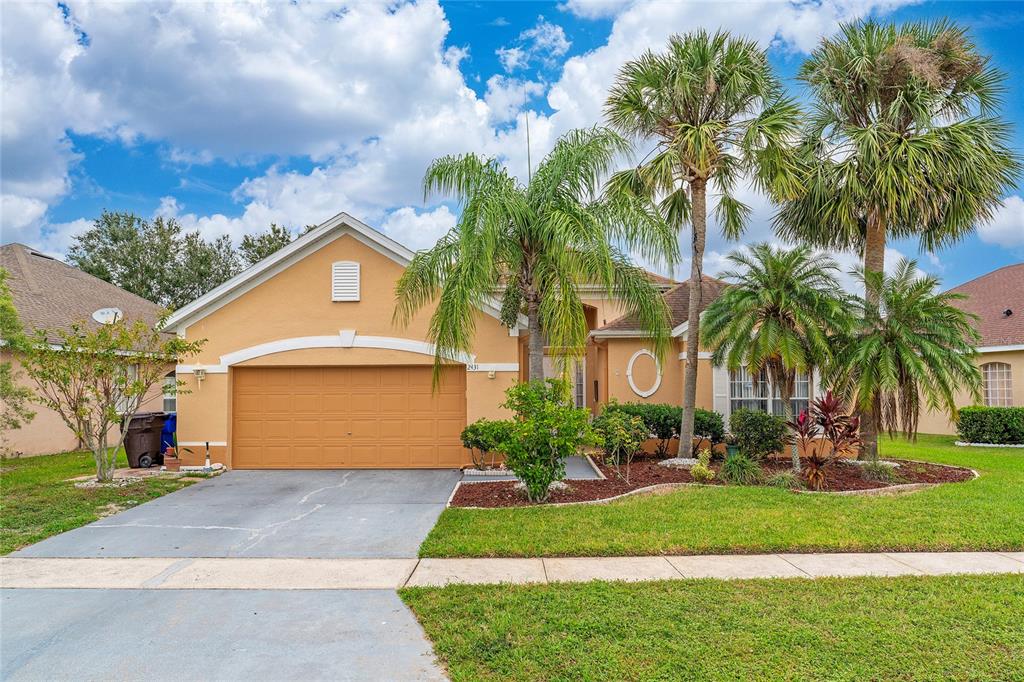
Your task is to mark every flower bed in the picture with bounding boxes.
[448,458,975,508]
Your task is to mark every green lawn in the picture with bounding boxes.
[420,435,1024,557]
[0,450,199,555]
[401,574,1024,681]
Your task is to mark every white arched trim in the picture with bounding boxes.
[626,349,662,398]
[176,331,519,374]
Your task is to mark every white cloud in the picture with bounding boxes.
[978,195,1024,248]
[559,0,634,20]
[380,205,457,251]
[484,76,545,124]
[498,16,571,72]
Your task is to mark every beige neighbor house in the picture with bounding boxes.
[0,243,171,456]
[166,211,823,470]
[918,262,1024,436]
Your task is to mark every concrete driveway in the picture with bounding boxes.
[14,469,462,559]
[3,469,460,681]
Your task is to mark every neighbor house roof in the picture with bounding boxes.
[592,275,729,337]
[947,262,1024,349]
[0,243,163,344]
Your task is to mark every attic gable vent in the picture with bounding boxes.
[331,261,360,302]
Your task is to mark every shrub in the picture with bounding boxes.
[500,379,594,502]
[861,461,899,483]
[764,470,802,490]
[690,448,715,483]
[786,392,861,487]
[593,410,647,483]
[460,418,514,470]
[720,451,762,485]
[957,406,1024,445]
[601,402,724,456]
[730,409,786,459]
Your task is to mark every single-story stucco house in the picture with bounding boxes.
[165,212,823,469]
[918,262,1024,435]
[0,243,171,456]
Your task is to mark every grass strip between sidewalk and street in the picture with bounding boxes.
[401,573,1024,681]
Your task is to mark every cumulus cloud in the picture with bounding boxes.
[978,195,1024,248]
[497,16,571,72]
[484,76,545,124]
[380,205,457,251]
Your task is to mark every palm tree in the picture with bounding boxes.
[828,260,982,461]
[394,127,677,383]
[775,18,1020,455]
[605,30,802,457]
[702,244,850,472]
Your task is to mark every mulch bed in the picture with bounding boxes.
[450,458,974,508]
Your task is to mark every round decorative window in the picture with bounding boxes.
[626,349,662,398]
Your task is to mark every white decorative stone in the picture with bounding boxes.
[658,457,698,469]
[847,459,900,468]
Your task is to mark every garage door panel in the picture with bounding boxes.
[232,366,467,468]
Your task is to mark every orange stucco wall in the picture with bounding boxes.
[2,351,169,457]
[173,232,520,467]
[600,338,714,410]
[917,350,1024,436]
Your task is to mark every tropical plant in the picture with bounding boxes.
[690,448,715,483]
[702,244,851,471]
[394,127,677,383]
[764,470,802,490]
[729,408,786,461]
[605,30,802,454]
[17,317,204,482]
[499,379,594,502]
[594,409,647,483]
[786,391,861,489]
[827,260,981,460]
[719,451,762,486]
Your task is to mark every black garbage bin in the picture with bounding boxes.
[124,412,168,468]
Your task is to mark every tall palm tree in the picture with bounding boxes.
[775,18,1020,454]
[702,244,850,472]
[394,127,677,383]
[605,30,802,456]
[828,260,981,461]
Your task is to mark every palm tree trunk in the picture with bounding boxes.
[859,209,885,460]
[526,287,544,381]
[679,179,707,457]
[781,385,800,473]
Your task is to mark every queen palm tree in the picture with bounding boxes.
[774,18,1020,454]
[828,260,981,460]
[702,244,850,472]
[604,30,802,458]
[394,127,677,383]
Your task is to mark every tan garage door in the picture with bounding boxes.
[231,366,467,469]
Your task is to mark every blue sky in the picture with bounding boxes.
[1,0,1021,291]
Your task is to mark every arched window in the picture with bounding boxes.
[982,362,1013,407]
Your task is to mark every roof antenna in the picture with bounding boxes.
[525,111,532,184]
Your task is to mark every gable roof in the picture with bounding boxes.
[0,242,163,344]
[164,212,521,332]
[593,275,729,337]
[947,262,1024,349]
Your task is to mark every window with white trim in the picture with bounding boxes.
[729,368,810,417]
[163,372,177,413]
[331,261,360,301]
[982,362,1013,407]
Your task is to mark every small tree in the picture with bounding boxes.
[0,269,35,454]
[500,379,593,502]
[19,318,203,481]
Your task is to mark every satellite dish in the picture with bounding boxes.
[92,307,123,325]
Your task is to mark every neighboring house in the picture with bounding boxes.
[918,262,1024,435]
[0,243,171,456]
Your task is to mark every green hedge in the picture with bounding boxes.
[598,402,725,455]
[957,406,1024,445]
[729,408,787,459]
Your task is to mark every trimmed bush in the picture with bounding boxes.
[730,408,786,459]
[957,406,1024,445]
[601,402,725,455]
[460,418,514,469]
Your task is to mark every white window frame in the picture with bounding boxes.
[331,261,360,302]
[982,362,1013,407]
[728,367,810,417]
[162,373,177,413]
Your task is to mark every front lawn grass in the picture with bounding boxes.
[401,574,1024,681]
[0,450,199,555]
[420,435,1024,557]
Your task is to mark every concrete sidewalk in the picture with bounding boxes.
[4,551,1022,589]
